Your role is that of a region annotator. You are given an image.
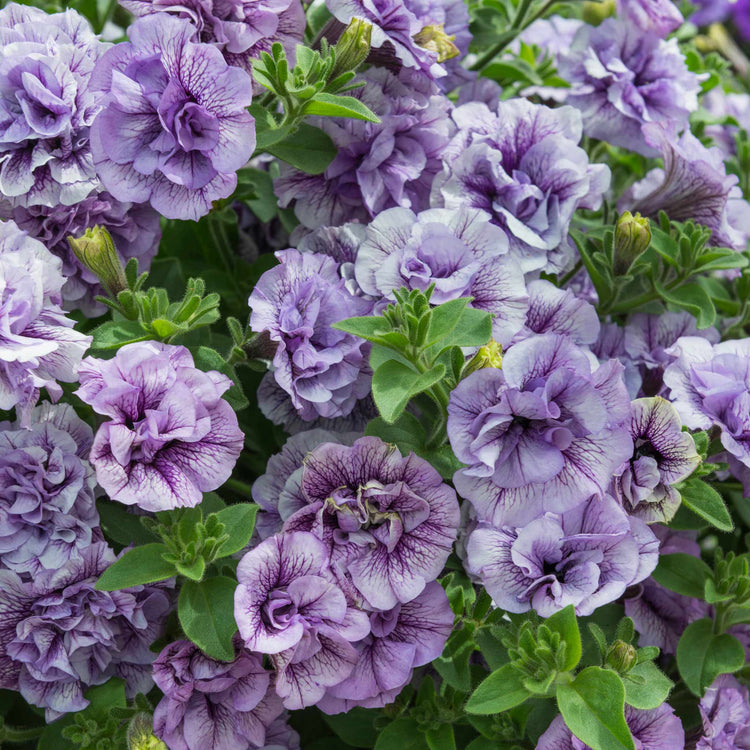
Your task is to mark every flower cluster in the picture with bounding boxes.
[0,220,91,422]
[0,542,170,720]
[2,0,750,747]
[90,14,256,221]
[237,437,458,710]
[0,5,106,208]
[0,404,100,578]
[75,342,244,511]
[152,639,289,750]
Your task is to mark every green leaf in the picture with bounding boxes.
[556,667,635,750]
[305,92,380,122]
[214,503,259,558]
[623,662,673,709]
[96,499,159,548]
[680,478,734,531]
[425,298,470,345]
[175,555,206,581]
[265,123,336,174]
[90,319,149,350]
[465,664,531,715]
[366,413,426,453]
[332,316,390,342]
[544,605,582,672]
[676,618,746,696]
[374,718,429,750]
[655,281,716,329]
[323,708,380,748]
[84,678,127,718]
[372,360,446,423]
[427,307,492,354]
[95,543,176,591]
[651,553,713,598]
[178,576,238,661]
[425,724,456,750]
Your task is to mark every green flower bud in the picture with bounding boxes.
[613,211,651,276]
[127,713,167,750]
[413,24,460,62]
[464,341,503,377]
[331,19,372,79]
[605,640,638,674]
[67,225,128,297]
[582,0,615,24]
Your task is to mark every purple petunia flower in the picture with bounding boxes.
[253,429,360,540]
[0,542,170,720]
[264,716,301,749]
[275,68,454,229]
[234,531,371,710]
[615,0,683,37]
[466,494,659,617]
[0,4,107,208]
[624,311,720,398]
[624,527,708,653]
[89,14,256,221]
[431,100,610,274]
[620,124,750,250]
[256,372,377,435]
[558,18,701,157]
[538,703,685,749]
[448,334,633,527]
[0,403,100,578]
[318,581,453,712]
[0,220,92,423]
[249,249,373,423]
[119,0,305,81]
[296,223,370,300]
[152,640,285,750]
[514,279,600,347]
[4,192,161,317]
[697,675,750,749]
[663,336,750,472]
[75,341,244,511]
[353,206,528,345]
[613,397,700,523]
[283,437,461,610]
[690,0,731,27]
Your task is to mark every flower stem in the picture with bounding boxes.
[1,725,44,744]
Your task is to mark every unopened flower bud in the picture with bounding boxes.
[68,225,128,297]
[605,640,638,674]
[613,211,651,276]
[127,713,167,750]
[413,24,460,62]
[582,0,615,24]
[331,19,372,79]
[464,340,503,377]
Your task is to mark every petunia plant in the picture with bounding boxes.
[2,0,750,748]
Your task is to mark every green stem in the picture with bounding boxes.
[469,0,535,71]
[2,725,45,743]
[222,478,255,498]
[713,602,731,635]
